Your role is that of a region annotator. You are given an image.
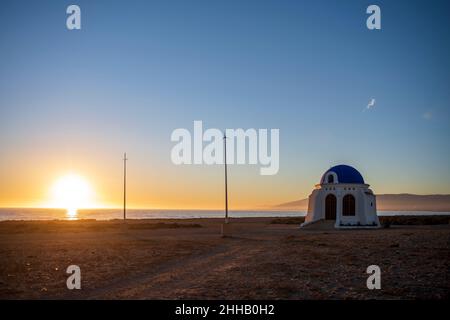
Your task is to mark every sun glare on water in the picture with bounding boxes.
[50,174,95,219]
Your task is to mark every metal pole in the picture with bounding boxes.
[224,135,228,224]
[123,152,127,221]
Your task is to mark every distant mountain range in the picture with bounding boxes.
[275,194,450,212]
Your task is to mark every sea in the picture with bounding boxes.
[0,208,449,221]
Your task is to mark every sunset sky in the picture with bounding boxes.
[1,0,449,210]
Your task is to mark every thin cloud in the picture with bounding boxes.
[422,112,432,120]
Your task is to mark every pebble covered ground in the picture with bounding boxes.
[0,218,448,299]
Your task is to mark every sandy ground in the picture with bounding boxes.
[0,217,448,300]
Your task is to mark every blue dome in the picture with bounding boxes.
[320,165,365,184]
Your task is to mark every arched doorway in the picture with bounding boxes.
[325,194,336,220]
[343,194,356,216]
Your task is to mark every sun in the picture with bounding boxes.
[50,173,94,217]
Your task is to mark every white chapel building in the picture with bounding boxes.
[301,165,380,229]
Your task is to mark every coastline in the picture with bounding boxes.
[1,207,450,221]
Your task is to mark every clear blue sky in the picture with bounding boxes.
[0,0,449,208]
